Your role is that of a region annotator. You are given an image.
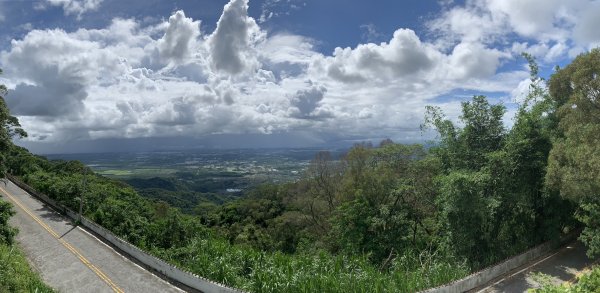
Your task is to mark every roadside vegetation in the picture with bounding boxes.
[0,199,56,292]
[0,50,599,292]
[529,266,600,293]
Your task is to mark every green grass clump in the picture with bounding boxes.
[154,237,469,293]
[0,243,56,293]
[528,266,600,293]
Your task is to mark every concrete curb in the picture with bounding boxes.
[7,175,244,293]
[419,230,580,293]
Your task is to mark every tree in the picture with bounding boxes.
[0,69,27,178]
[330,144,438,266]
[298,151,342,236]
[423,90,567,267]
[423,96,505,171]
[546,49,600,257]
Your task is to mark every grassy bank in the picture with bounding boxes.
[154,238,469,292]
[529,266,600,292]
[0,242,56,293]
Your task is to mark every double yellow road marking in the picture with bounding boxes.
[0,185,124,293]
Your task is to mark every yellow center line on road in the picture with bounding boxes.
[0,185,125,293]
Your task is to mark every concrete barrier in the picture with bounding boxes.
[7,175,242,293]
[419,231,579,293]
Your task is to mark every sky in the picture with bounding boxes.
[0,0,599,154]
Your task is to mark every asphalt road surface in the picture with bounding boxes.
[0,179,184,293]
[472,240,599,292]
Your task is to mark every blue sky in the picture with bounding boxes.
[1,1,441,54]
[0,0,598,153]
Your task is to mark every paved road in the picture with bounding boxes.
[0,179,184,293]
[472,240,599,292]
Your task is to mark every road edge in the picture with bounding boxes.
[6,175,244,293]
[419,230,581,293]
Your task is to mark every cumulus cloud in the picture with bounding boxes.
[316,27,508,87]
[2,29,121,118]
[448,42,506,80]
[208,0,263,75]
[289,86,328,119]
[158,11,201,64]
[149,96,198,126]
[322,29,442,84]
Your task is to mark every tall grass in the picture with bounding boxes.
[154,237,469,293]
[529,266,600,292]
[0,243,56,293]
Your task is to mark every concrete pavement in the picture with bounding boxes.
[0,179,184,293]
[472,240,599,292]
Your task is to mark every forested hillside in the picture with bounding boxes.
[1,51,600,292]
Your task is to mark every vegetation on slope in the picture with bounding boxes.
[124,176,238,214]
[0,199,56,293]
[8,151,470,292]
[529,266,600,293]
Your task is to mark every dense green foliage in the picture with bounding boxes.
[0,201,16,245]
[547,48,600,257]
[125,176,237,214]
[422,88,573,267]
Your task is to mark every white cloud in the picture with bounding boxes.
[573,1,600,49]
[2,29,124,118]
[158,11,201,64]
[511,78,532,104]
[288,86,329,119]
[208,0,264,76]
[360,24,385,43]
[43,0,103,19]
[486,0,569,40]
[7,0,600,148]
[429,0,600,62]
[259,0,306,23]
[448,42,506,80]
[322,29,441,84]
[428,3,505,47]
